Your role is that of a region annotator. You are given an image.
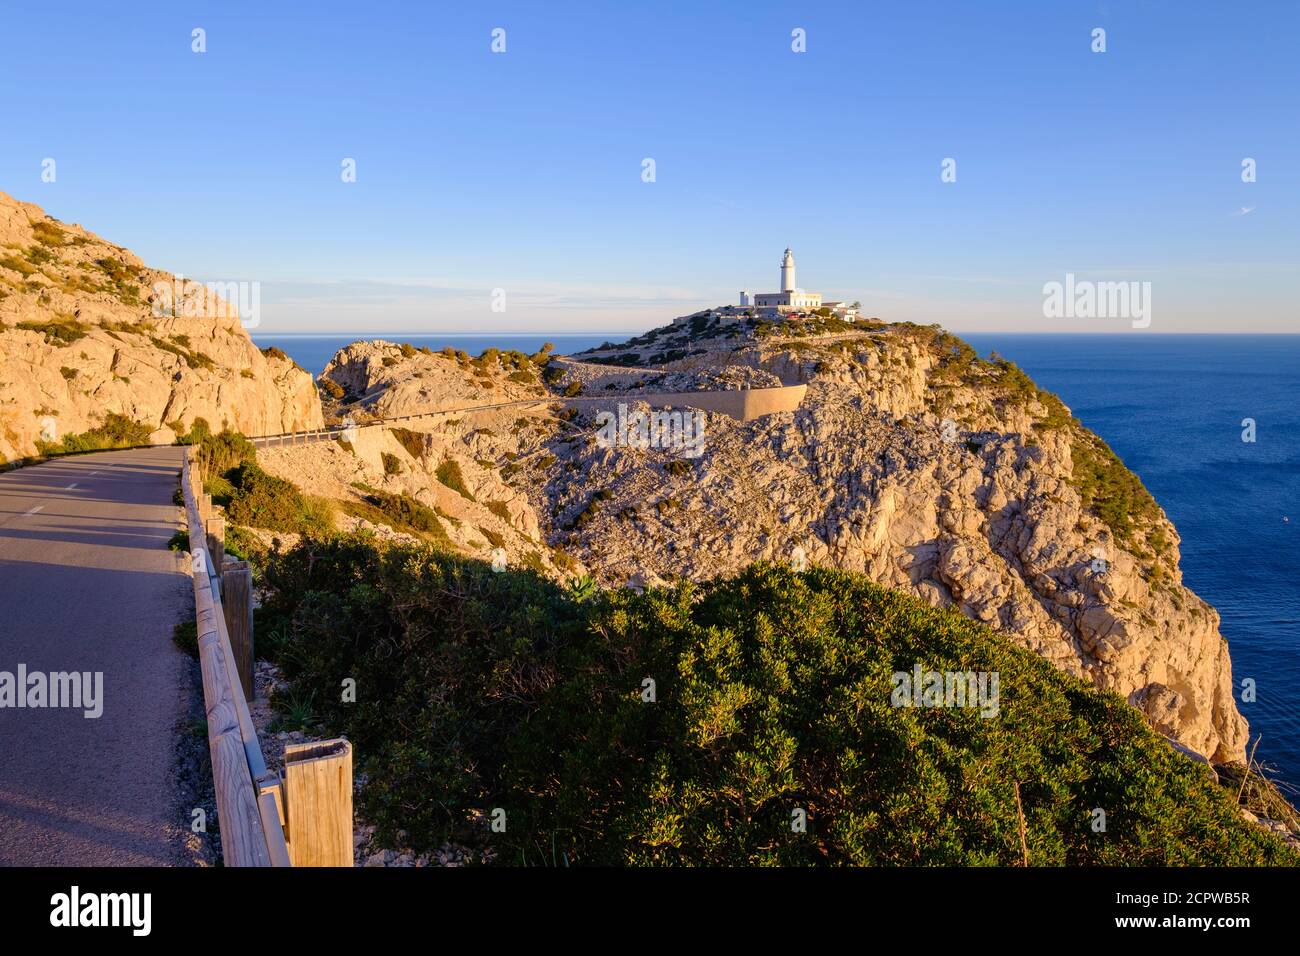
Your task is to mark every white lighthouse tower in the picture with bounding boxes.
[780,247,796,292]
[748,246,823,313]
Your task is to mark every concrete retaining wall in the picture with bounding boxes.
[566,384,807,422]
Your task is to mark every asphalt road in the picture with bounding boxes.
[0,447,193,866]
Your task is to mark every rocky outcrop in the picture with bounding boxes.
[0,191,321,461]
[300,319,1249,765]
[322,341,547,420]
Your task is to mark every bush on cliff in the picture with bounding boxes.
[223,461,333,536]
[258,536,1297,867]
[35,412,152,456]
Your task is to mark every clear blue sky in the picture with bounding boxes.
[3,1,1297,334]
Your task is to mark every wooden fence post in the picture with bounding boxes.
[222,560,254,702]
[282,739,353,867]
[206,516,225,576]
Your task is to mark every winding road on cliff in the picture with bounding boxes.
[0,447,193,866]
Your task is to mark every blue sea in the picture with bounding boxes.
[258,331,1299,783]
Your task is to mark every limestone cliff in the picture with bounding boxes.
[299,317,1248,764]
[0,191,321,461]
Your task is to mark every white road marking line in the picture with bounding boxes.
[88,471,99,477]
[25,505,43,515]
[66,483,77,490]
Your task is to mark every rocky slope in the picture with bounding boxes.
[286,315,1248,764]
[254,341,581,579]
[0,192,321,462]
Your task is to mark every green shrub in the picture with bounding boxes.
[381,452,403,476]
[256,543,1298,866]
[346,489,453,547]
[172,619,198,658]
[224,462,334,536]
[94,257,140,304]
[486,500,512,522]
[18,317,88,347]
[1070,432,1161,550]
[319,378,346,401]
[36,412,152,455]
[195,427,256,476]
[225,524,266,566]
[436,459,474,500]
[1,255,38,277]
[204,474,237,506]
[150,335,215,371]
[256,535,578,848]
[31,220,67,247]
[389,427,425,460]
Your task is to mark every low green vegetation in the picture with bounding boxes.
[571,488,612,529]
[922,331,1071,431]
[381,452,403,476]
[35,412,152,456]
[344,488,453,547]
[259,345,307,373]
[435,459,474,500]
[255,541,1298,866]
[31,220,68,247]
[187,428,331,536]
[319,378,346,401]
[172,619,199,658]
[389,427,425,460]
[150,335,215,372]
[224,462,334,536]
[188,423,257,475]
[93,257,140,305]
[17,316,89,347]
[1070,431,1162,550]
[755,313,861,339]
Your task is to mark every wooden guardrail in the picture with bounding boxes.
[181,446,352,866]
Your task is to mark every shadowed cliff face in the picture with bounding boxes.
[295,318,1248,765]
[0,192,322,462]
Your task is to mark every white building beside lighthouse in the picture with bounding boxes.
[751,248,823,311]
